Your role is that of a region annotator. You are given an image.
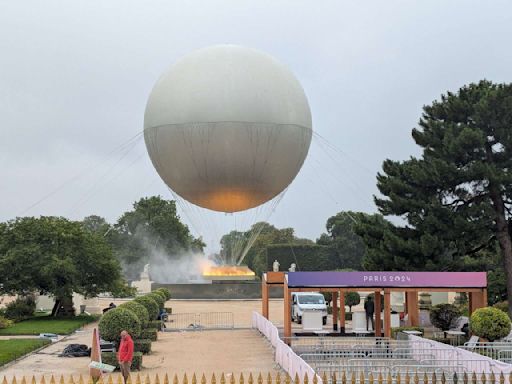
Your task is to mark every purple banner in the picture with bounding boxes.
[287,271,487,288]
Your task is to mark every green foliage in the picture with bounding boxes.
[430,304,461,331]
[98,308,141,345]
[344,292,361,312]
[471,307,511,341]
[266,244,339,273]
[493,301,509,315]
[5,296,36,322]
[140,328,158,341]
[317,211,369,270]
[356,81,512,314]
[119,301,149,327]
[0,339,50,366]
[109,196,205,280]
[101,352,142,371]
[0,316,13,329]
[133,339,152,354]
[134,296,159,320]
[155,288,171,300]
[0,217,125,312]
[391,326,424,339]
[147,320,163,331]
[233,222,313,277]
[146,293,165,309]
[152,290,167,303]
[0,315,97,335]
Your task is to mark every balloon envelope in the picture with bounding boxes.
[144,45,312,212]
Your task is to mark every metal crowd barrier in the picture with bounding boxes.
[164,312,234,331]
[458,342,512,363]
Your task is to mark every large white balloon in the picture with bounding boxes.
[144,45,312,213]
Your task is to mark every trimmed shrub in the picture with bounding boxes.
[345,292,361,312]
[391,326,424,339]
[430,304,461,331]
[156,288,171,300]
[119,301,149,327]
[134,296,159,320]
[148,320,163,331]
[471,307,511,341]
[133,339,152,354]
[5,296,36,322]
[98,308,141,345]
[146,293,165,310]
[140,328,158,341]
[0,315,13,329]
[101,352,142,371]
[152,290,167,303]
[493,301,509,315]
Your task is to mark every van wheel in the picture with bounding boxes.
[297,316,302,324]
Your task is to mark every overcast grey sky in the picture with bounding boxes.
[1,1,511,253]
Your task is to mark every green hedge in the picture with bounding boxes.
[471,307,511,341]
[152,290,167,303]
[98,308,141,345]
[146,293,165,310]
[119,302,149,327]
[101,352,142,371]
[133,339,152,355]
[155,288,171,300]
[147,320,163,331]
[134,296,159,320]
[266,244,340,271]
[140,328,158,341]
[391,326,424,339]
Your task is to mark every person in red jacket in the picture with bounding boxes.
[118,330,134,383]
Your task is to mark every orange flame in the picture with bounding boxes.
[202,265,255,277]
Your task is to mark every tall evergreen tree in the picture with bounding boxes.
[357,81,512,315]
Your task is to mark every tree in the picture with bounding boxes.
[110,196,205,280]
[356,81,512,316]
[344,292,361,312]
[82,215,111,235]
[317,211,371,270]
[0,216,125,316]
[236,222,313,277]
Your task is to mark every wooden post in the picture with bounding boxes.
[384,289,391,338]
[284,283,292,343]
[406,291,419,326]
[262,274,269,319]
[469,291,486,314]
[483,288,488,307]
[340,289,346,333]
[374,291,382,337]
[332,291,339,331]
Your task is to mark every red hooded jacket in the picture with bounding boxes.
[118,334,134,362]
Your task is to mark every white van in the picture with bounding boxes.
[291,292,327,325]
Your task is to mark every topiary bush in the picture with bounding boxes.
[140,328,158,341]
[5,296,36,322]
[101,352,142,371]
[146,293,165,310]
[134,296,159,320]
[133,339,152,354]
[98,307,141,345]
[471,307,511,341]
[430,304,461,331]
[148,320,163,331]
[345,292,361,312]
[119,301,149,327]
[493,301,509,316]
[155,288,171,300]
[152,290,167,303]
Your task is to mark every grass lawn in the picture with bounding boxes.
[0,315,98,335]
[0,339,50,366]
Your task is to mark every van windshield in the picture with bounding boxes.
[298,295,325,304]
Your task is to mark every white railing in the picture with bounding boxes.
[252,312,321,384]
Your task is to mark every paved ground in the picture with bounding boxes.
[0,300,282,379]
